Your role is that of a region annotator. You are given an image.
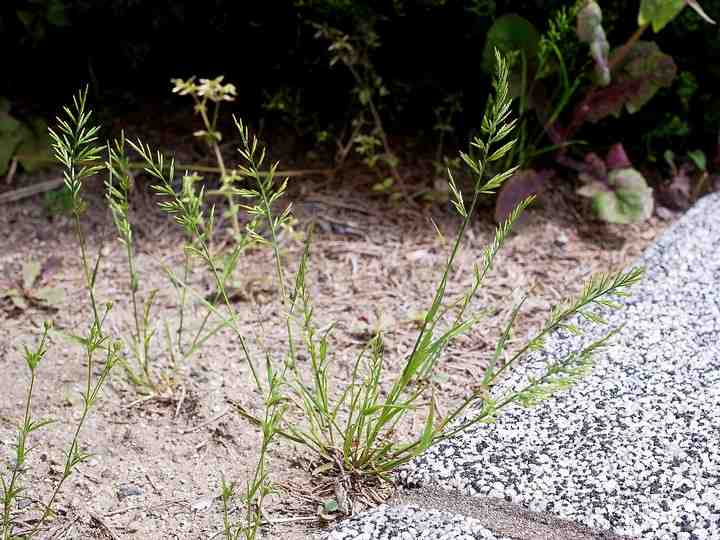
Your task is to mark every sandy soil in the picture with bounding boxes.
[0,168,677,539]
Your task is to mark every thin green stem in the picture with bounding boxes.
[346,63,401,185]
[1,370,35,540]
[124,233,142,369]
[29,359,92,538]
[72,213,101,329]
[31,405,88,537]
[199,243,263,392]
[187,309,215,357]
[177,248,192,354]
[197,98,239,236]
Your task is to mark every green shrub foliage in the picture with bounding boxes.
[1,1,717,218]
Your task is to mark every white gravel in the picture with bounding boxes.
[399,193,720,539]
[322,504,508,540]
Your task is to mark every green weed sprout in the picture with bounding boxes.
[2,320,118,539]
[29,316,119,538]
[220,358,287,540]
[104,125,236,392]
[1,323,53,540]
[313,22,402,193]
[129,120,288,539]
[3,89,121,538]
[105,132,159,389]
[172,76,243,238]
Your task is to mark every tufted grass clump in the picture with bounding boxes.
[227,50,643,478]
[127,50,642,494]
[105,130,232,391]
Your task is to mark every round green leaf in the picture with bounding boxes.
[482,14,540,73]
[592,168,653,224]
[688,150,707,171]
[638,0,685,32]
[16,118,51,173]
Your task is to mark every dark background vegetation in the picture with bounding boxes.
[2,0,720,170]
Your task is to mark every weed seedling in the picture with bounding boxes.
[230,50,643,477]
[313,22,402,194]
[1,323,53,540]
[2,89,121,538]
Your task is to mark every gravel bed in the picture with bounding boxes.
[322,504,508,540]
[398,193,720,539]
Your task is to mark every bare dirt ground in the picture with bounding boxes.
[0,167,677,539]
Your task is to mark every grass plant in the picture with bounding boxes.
[7,51,644,537]
[227,51,642,479]
[1,89,120,539]
[124,51,641,532]
[1,324,52,540]
[105,131,231,391]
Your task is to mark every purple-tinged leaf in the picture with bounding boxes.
[606,143,632,170]
[616,41,676,113]
[575,79,645,124]
[494,169,552,223]
[656,164,692,210]
[574,41,675,125]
